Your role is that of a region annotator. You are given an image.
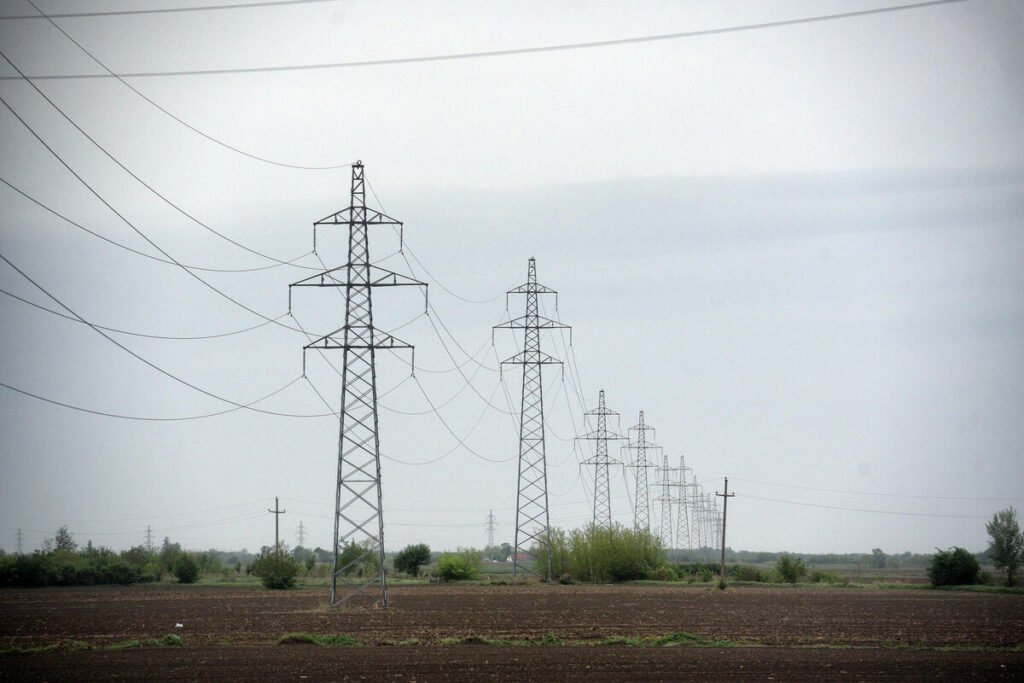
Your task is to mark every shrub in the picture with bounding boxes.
[534,524,666,583]
[927,547,980,587]
[394,544,431,577]
[810,569,841,584]
[728,564,765,582]
[250,554,299,589]
[558,572,575,585]
[436,549,481,581]
[646,565,678,581]
[172,554,201,584]
[775,554,807,584]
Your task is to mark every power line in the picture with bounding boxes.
[0,88,330,337]
[0,250,334,418]
[21,0,353,170]
[731,477,1022,502]
[1,0,341,20]
[0,374,315,421]
[0,285,287,341]
[1,176,314,273]
[0,49,323,271]
[744,493,990,519]
[0,1,966,80]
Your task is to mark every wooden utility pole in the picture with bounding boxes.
[715,478,735,584]
[268,497,286,559]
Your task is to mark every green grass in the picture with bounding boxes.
[1,634,182,656]
[278,632,360,646]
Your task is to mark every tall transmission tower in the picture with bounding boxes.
[493,257,569,579]
[690,481,705,553]
[674,455,693,551]
[144,525,153,552]
[578,390,627,528]
[16,528,23,555]
[653,454,679,548]
[297,520,307,549]
[289,161,426,608]
[485,510,496,549]
[622,410,658,532]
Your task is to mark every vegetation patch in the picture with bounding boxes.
[278,632,360,646]
[1,634,182,656]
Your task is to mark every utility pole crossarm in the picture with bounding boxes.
[290,264,426,289]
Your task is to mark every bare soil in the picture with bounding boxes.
[1,583,1022,680]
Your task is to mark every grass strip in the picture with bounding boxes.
[1,634,182,656]
[279,632,360,646]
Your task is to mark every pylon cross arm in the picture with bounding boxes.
[314,206,402,226]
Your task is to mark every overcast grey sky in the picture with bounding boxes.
[0,0,1021,557]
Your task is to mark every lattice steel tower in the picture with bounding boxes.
[654,454,677,548]
[674,455,693,551]
[623,411,658,532]
[493,257,569,578]
[578,390,626,528]
[289,161,426,607]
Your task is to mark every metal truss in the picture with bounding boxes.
[493,257,569,579]
[289,161,426,608]
[578,390,627,529]
[623,411,659,532]
[675,455,694,551]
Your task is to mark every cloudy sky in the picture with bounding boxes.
[0,0,1021,557]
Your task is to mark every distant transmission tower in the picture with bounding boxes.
[674,455,693,551]
[691,481,705,553]
[485,510,496,548]
[289,161,426,608]
[16,528,23,555]
[578,390,627,528]
[144,525,153,552]
[297,521,307,548]
[654,454,679,548]
[493,257,570,579]
[623,410,658,531]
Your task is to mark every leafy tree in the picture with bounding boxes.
[500,542,512,560]
[986,507,1024,586]
[436,549,481,581]
[394,544,431,577]
[159,537,183,575]
[775,554,807,584]
[172,553,201,584]
[54,526,77,553]
[533,524,666,582]
[927,547,979,587]
[870,548,886,569]
[250,553,299,589]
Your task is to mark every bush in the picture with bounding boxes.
[436,549,481,581]
[775,554,807,584]
[728,564,765,582]
[810,569,842,584]
[250,554,299,589]
[534,524,666,583]
[927,547,980,587]
[394,544,431,577]
[646,565,678,581]
[172,554,201,584]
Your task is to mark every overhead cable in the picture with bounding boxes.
[22,0,353,170]
[0,49,322,270]
[0,1,965,80]
[0,250,333,418]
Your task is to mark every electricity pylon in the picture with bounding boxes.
[493,257,569,578]
[623,411,659,532]
[289,161,426,608]
[653,454,679,548]
[675,455,693,551]
[485,510,496,548]
[578,390,627,528]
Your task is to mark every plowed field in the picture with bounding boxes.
[2,583,1022,680]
